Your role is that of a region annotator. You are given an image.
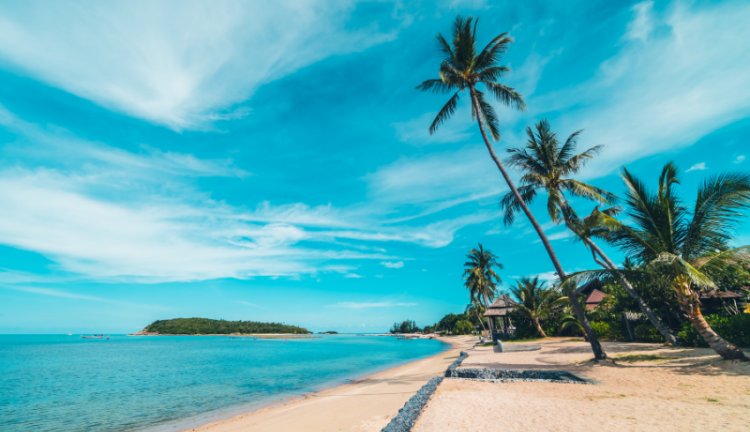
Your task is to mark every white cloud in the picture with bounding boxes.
[534,1,750,180]
[626,1,655,41]
[344,273,364,279]
[381,261,404,269]
[734,155,745,164]
[686,162,707,172]
[0,1,402,130]
[1,286,165,309]
[392,111,473,145]
[329,301,418,309]
[234,300,262,308]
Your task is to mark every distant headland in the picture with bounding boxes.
[129,318,310,335]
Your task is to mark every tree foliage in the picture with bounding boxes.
[145,318,310,335]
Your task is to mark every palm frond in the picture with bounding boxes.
[483,81,526,111]
[500,185,537,226]
[683,172,750,258]
[429,91,460,135]
[474,89,501,140]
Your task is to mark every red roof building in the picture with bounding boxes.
[585,289,607,310]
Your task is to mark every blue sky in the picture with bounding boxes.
[0,0,749,334]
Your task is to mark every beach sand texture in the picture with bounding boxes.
[186,336,475,432]
[414,338,750,432]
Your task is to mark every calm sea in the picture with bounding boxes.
[0,334,448,432]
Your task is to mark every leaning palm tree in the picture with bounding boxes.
[465,302,488,333]
[463,244,501,336]
[576,163,750,361]
[417,16,606,359]
[500,120,681,345]
[508,277,561,337]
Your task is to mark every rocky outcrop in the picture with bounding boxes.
[128,328,159,336]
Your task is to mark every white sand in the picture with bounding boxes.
[185,336,476,432]
[414,338,750,432]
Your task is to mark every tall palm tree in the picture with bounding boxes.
[500,120,681,345]
[417,16,607,359]
[463,244,501,336]
[508,277,561,337]
[577,163,750,361]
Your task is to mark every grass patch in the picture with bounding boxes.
[478,342,497,347]
[563,338,585,342]
[706,397,719,402]
[506,337,545,343]
[615,354,670,363]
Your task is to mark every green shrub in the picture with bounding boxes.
[679,314,750,348]
[633,324,666,343]
[590,321,629,341]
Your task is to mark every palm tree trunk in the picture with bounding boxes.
[682,302,747,361]
[475,309,488,332]
[483,289,495,339]
[468,86,606,360]
[533,317,547,338]
[576,228,681,346]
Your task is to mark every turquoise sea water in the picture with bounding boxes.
[0,334,448,432]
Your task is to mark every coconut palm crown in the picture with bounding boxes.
[500,119,617,226]
[577,162,750,360]
[416,16,526,140]
[508,276,562,338]
[463,244,502,334]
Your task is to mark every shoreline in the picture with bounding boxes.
[171,336,474,432]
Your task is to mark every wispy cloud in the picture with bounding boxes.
[344,273,364,279]
[1,285,166,309]
[533,1,750,179]
[734,155,745,164]
[329,301,418,309]
[381,261,404,269]
[686,162,707,172]
[234,300,262,308]
[0,1,404,130]
[625,1,655,42]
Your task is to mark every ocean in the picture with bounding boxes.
[0,334,448,432]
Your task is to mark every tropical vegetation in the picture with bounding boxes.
[144,318,310,335]
[413,15,750,362]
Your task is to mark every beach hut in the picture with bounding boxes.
[585,289,608,310]
[484,295,517,340]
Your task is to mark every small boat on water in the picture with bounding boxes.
[82,335,105,339]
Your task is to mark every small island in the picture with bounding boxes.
[129,318,310,335]
[318,331,338,334]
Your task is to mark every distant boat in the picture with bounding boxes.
[67,334,72,336]
[82,335,105,339]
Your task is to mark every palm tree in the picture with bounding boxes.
[500,120,681,345]
[578,163,750,361]
[463,244,501,336]
[465,302,488,333]
[417,16,607,359]
[508,277,561,337]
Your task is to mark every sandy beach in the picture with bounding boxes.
[415,338,750,431]
[185,336,476,432]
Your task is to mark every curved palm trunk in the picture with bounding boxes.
[683,303,747,361]
[533,317,547,338]
[575,227,681,346]
[474,308,488,333]
[468,86,606,360]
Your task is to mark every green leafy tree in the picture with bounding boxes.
[463,244,501,335]
[500,120,680,345]
[578,163,750,361]
[417,16,606,359]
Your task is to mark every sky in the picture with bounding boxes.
[0,0,749,334]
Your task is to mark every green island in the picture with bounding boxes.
[133,318,310,335]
